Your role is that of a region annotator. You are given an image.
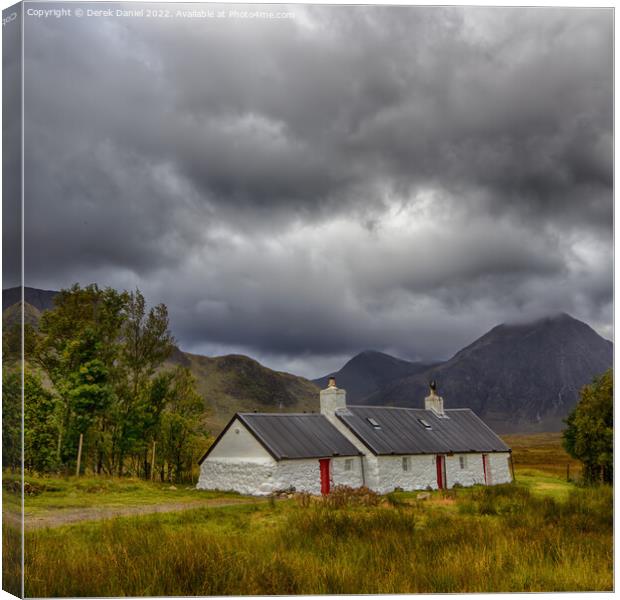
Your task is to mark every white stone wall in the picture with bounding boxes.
[361,454,381,490]
[375,455,437,493]
[445,453,487,488]
[197,455,365,496]
[488,452,512,484]
[197,458,278,495]
[330,456,366,489]
[372,452,512,493]
[274,457,364,495]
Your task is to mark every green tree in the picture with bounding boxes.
[24,371,61,473]
[34,284,127,470]
[158,367,205,483]
[66,358,115,475]
[563,369,613,484]
[112,289,174,476]
[2,371,22,472]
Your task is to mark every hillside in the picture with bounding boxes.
[2,287,58,312]
[181,353,319,432]
[363,313,613,432]
[313,350,436,403]
[2,301,42,329]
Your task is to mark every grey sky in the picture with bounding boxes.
[12,4,613,377]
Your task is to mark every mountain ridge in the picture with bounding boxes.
[313,350,438,403]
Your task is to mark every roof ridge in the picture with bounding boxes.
[347,405,421,409]
[347,405,429,410]
[238,412,322,417]
[347,405,474,412]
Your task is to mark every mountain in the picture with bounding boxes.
[2,287,58,312]
[2,287,319,433]
[313,350,436,403]
[363,313,613,433]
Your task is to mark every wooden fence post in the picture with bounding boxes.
[75,433,84,477]
[150,441,156,481]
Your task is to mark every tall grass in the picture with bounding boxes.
[21,484,612,596]
[3,525,22,597]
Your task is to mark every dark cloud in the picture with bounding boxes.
[3,5,22,287]
[18,4,613,377]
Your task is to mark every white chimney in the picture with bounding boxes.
[424,380,444,416]
[320,377,347,417]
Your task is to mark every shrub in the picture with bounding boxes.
[386,492,407,508]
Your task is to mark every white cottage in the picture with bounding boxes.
[197,379,513,495]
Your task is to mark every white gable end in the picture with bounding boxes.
[207,418,274,463]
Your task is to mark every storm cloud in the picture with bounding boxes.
[16,4,613,377]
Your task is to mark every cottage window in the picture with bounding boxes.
[402,457,410,471]
[417,418,432,430]
[344,458,353,471]
[367,417,381,429]
[459,456,467,469]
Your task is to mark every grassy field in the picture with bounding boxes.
[503,431,582,478]
[4,473,241,517]
[2,432,612,595]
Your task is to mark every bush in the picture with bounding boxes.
[386,492,407,508]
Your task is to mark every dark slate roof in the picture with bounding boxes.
[199,413,362,463]
[336,406,510,456]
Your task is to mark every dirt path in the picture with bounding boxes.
[4,497,268,530]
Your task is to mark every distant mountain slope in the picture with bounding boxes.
[364,313,613,433]
[2,286,58,312]
[313,350,437,403]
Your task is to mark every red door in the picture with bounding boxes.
[436,455,444,489]
[319,459,331,495]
